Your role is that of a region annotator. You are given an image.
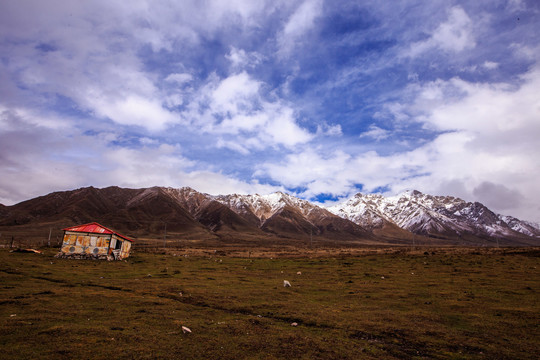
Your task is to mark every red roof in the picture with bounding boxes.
[63,222,133,242]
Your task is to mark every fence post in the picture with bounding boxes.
[163,222,167,248]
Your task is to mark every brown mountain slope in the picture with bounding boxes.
[0,186,212,239]
[0,186,376,244]
[0,203,7,217]
[3,186,535,246]
[160,187,266,235]
[261,205,318,237]
[304,206,370,240]
[193,200,264,233]
[215,192,373,242]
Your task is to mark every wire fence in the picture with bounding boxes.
[0,229,190,252]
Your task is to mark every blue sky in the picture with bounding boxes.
[1,0,539,222]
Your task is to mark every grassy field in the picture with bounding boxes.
[0,246,539,359]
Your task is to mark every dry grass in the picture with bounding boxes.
[0,247,539,359]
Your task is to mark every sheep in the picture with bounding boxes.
[283,280,291,287]
[181,326,191,334]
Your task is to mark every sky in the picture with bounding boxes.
[0,0,539,222]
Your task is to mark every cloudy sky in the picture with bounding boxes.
[1,0,539,221]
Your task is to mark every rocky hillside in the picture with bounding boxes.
[1,186,538,246]
[0,186,372,244]
[328,190,540,244]
[214,192,370,240]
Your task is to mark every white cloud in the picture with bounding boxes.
[0,1,184,133]
[359,124,391,141]
[283,0,322,37]
[374,103,411,122]
[2,0,539,226]
[316,123,343,136]
[0,1,283,134]
[0,126,282,205]
[201,0,271,28]
[396,67,540,221]
[104,144,195,186]
[278,0,323,56]
[210,72,261,116]
[165,73,193,85]
[226,47,262,71]
[258,148,353,196]
[181,172,283,197]
[261,105,314,147]
[0,125,109,205]
[183,72,313,151]
[506,0,526,12]
[0,105,71,130]
[420,69,540,135]
[91,95,178,131]
[385,68,540,221]
[216,138,250,155]
[408,6,475,57]
[219,113,268,135]
[101,142,284,196]
[482,61,499,70]
[0,1,313,149]
[258,66,540,221]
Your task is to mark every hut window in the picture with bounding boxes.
[97,237,108,247]
[66,235,76,245]
[76,236,85,246]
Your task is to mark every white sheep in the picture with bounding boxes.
[181,326,191,334]
[283,280,291,287]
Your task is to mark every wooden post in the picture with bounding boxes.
[10,236,14,249]
[163,222,167,248]
[48,228,52,247]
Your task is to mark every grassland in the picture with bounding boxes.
[0,246,539,359]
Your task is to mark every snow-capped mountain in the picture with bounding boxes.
[215,191,321,224]
[124,187,370,239]
[1,186,538,245]
[328,190,540,240]
[498,215,540,238]
[214,191,370,239]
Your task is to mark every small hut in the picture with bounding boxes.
[57,222,133,260]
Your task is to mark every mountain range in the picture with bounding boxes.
[328,190,540,243]
[0,186,538,246]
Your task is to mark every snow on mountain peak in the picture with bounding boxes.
[327,190,538,239]
[145,186,539,240]
[213,191,321,223]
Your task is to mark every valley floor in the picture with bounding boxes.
[0,247,539,359]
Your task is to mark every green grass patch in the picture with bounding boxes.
[0,248,538,359]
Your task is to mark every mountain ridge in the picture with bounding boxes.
[0,186,538,246]
[328,190,540,241]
